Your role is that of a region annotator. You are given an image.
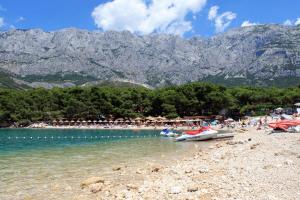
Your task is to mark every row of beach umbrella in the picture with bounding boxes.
[51,117,202,124]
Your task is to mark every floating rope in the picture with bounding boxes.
[1,134,160,142]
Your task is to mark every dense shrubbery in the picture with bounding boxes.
[0,82,300,127]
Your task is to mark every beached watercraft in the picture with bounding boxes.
[160,129,176,137]
[175,126,218,141]
[269,120,300,132]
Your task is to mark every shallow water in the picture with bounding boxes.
[0,129,197,200]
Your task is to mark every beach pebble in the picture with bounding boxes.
[80,177,105,189]
[250,143,260,149]
[263,165,273,170]
[199,167,209,173]
[126,184,138,190]
[169,186,182,194]
[187,185,198,192]
[284,159,294,166]
[215,143,224,148]
[89,183,103,193]
[112,166,122,171]
[227,141,238,145]
[151,165,163,172]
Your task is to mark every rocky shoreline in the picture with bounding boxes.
[77,127,300,200]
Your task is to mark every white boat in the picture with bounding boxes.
[175,127,218,141]
[160,129,176,137]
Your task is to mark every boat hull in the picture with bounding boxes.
[175,130,218,141]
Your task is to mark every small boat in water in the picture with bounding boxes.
[160,129,176,137]
[175,126,218,141]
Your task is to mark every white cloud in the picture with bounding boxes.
[0,17,4,28]
[283,19,293,26]
[208,5,218,20]
[241,20,258,27]
[208,5,236,33]
[295,18,300,26]
[92,0,207,36]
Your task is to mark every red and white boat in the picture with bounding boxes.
[175,126,218,141]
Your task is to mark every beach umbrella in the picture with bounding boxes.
[146,116,154,121]
[93,120,98,123]
[135,117,142,121]
[174,117,181,122]
[71,120,75,123]
[156,116,164,121]
[87,120,92,123]
[294,103,300,107]
[103,120,108,123]
[98,120,103,123]
[82,120,87,123]
[52,120,57,123]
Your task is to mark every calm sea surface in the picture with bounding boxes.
[0,129,197,200]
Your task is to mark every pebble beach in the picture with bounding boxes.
[76,127,300,200]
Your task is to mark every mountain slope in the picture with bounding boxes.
[0,24,300,88]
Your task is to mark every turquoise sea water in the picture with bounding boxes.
[0,129,160,153]
[0,129,195,200]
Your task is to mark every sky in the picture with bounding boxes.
[0,0,299,37]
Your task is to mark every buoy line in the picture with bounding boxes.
[1,135,160,141]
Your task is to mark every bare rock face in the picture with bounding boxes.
[1,25,300,88]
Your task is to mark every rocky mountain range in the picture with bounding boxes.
[0,24,300,89]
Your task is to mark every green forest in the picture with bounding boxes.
[0,82,300,127]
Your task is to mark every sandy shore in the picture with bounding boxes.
[76,127,300,200]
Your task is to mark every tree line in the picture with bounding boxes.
[0,82,300,127]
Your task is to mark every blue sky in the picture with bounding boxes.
[0,0,299,37]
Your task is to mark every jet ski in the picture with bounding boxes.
[160,129,176,137]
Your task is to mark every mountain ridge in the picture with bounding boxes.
[0,24,300,88]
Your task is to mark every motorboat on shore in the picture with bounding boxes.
[160,129,176,137]
[175,126,218,141]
